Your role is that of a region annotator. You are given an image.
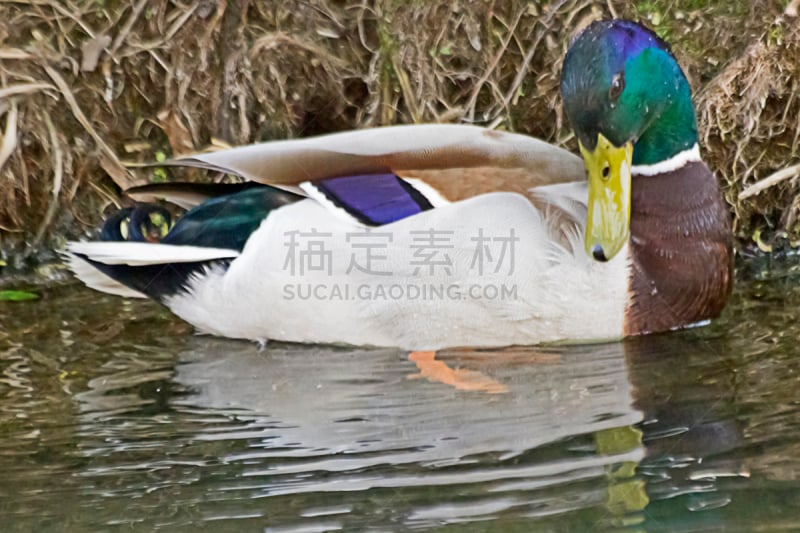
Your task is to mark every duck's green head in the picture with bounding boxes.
[561,20,698,261]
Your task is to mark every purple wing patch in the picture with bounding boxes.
[312,173,433,225]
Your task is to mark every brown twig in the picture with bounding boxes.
[463,7,524,122]
[0,99,18,174]
[0,82,56,99]
[108,0,149,57]
[739,163,800,200]
[43,64,131,188]
[29,113,62,252]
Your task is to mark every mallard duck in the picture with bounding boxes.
[65,20,731,349]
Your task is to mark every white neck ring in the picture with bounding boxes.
[631,144,701,176]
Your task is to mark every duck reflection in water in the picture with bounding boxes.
[98,332,738,528]
[70,326,746,529]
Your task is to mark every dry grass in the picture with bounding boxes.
[698,21,800,251]
[0,0,798,270]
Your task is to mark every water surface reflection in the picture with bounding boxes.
[71,340,644,530]
[2,261,800,530]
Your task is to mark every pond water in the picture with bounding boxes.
[2,257,800,531]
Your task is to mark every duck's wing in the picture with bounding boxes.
[124,181,288,210]
[154,125,585,202]
[67,127,586,301]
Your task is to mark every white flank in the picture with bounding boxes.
[65,241,239,266]
[401,177,451,207]
[166,190,630,350]
[631,144,701,176]
[63,252,147,298]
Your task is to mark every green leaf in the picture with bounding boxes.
[0,290,40,302]
[152,168,168,183]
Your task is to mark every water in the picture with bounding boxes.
[2,258,800,531]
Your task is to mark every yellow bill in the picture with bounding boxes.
[579,134,633,262]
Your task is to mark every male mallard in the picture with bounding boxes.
[66,20,731,349]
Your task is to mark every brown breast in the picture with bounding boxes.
[624,161,733,336]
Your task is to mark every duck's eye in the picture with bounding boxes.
[602,163,610,180]
[609,72,625,102]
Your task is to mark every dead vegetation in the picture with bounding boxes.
[0,0,798,270]
[698,20,800,252]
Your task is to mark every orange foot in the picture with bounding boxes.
[408,351,508,394]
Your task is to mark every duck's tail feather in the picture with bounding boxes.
[62,250,148,299]
[101,204,174,242]
[64,242,239,301]
[65,241,239,265]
